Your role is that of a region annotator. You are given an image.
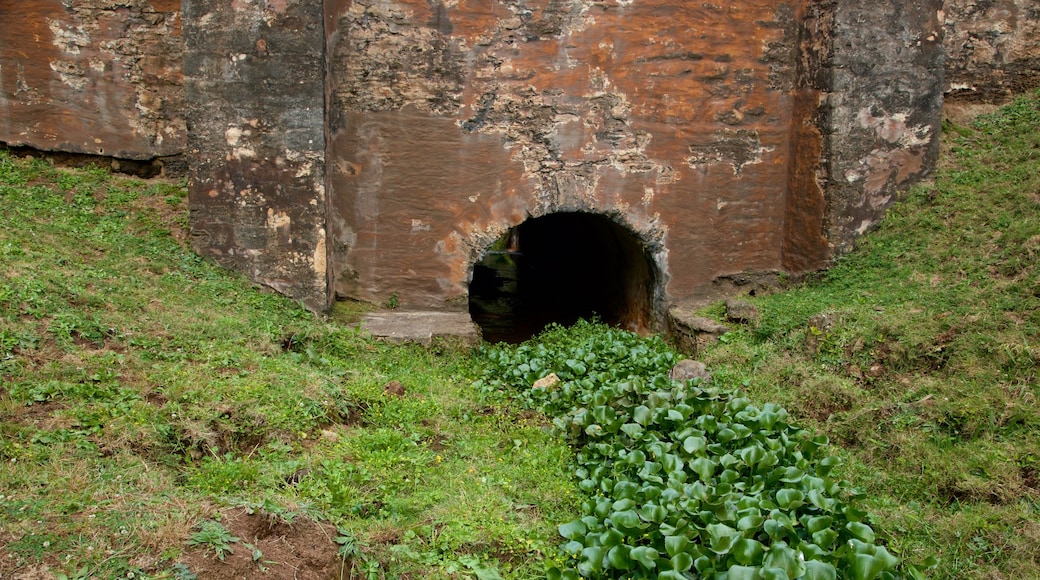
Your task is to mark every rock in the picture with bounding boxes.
[805,313,835,353]
[670,360,712,384]
[361,311,481,346]
[686,317,732,334]
[532,373,560,390]
[725,299,759,323]
[668,306,732,354]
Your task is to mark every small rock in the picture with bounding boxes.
[807,313,835,332]
[686,316,731,334]
[670,360,712,384]
[725,299,759,323]
[533,373,560,390]
[285,468,311,486]
[320,429,340,443]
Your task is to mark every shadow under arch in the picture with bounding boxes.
[468,211,660,344]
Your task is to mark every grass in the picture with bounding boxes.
[0,155,579,578]
[0,89,1037,579]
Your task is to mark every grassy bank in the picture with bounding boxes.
[698,92,1040,577]
[0,155,578,578]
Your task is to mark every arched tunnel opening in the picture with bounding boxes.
[468,212,658,344]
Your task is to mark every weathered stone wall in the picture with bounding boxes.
[944,0,1040,103]
[183,0,330,312]
[822,1,945,254]
[327,0,830,313]
[0,0,973,315]
[0,0,184,160]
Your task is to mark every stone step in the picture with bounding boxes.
[360,311,481,346]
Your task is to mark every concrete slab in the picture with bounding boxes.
[360,311,482,346]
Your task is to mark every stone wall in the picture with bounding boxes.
[944,0,1040,103]
[5,0,1016,316]
[327,0,827,313]
[824,0,945,254]
[0,0,184,161]
[183,0,330,312]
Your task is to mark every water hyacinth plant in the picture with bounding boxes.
[478,321,930,579]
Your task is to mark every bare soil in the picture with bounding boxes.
[179,507,344,580]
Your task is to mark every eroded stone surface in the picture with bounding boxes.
[944,0,1040,103]
[0,0,979,318]
[360,310,481,346]
[328,0,827,320]
[0,0,184,159]
[823,0,945,254]
[183,0,329,311]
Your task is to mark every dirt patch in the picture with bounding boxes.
[179,507,345,580]
[382,380,407,397]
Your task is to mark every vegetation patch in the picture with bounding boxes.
[479,322,923,578]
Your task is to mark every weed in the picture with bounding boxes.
[186,521,239,561]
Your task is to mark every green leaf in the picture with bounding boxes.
[691,457,716,481]
[816,456,841,477]
[599,528,624,548]
[671,552,694,573]
[684,435,707,454]
[629,545,659,569]
[621,423,644,439]
[805,515,833,534]
[559,519,586,541]
[607,545,635,571]
[610,509,645,532]
[737,512,765,532]
[579,546,604,573]
[850,554,887,580]
[779,467,804,483]
[717,428,737,443]
[803,560,837,580]
[633,405,652,426]
[613,498,636,511]
[845,521,876,544]
[873,546,900,569]
[763,542,805,578]
[776,488,804,509]
[727,565,762,580]
[732,538,765,566]
[638,503,667,523]
[707,522,739,555]
[662,453,684,474]
[625,449,647,465]
[613,480,640,499]
[740,445,767,466]
[665,534,690,557]
[764,519,784,540]
[812,528,839,549]
[760,568,791,580]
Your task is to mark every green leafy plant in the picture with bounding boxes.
[242,542,274,572]
[186,520,239,561]
[479,321,915,579]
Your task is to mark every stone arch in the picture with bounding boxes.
[468,211,664,343]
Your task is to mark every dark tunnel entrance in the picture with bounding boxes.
[468,212,658,344]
